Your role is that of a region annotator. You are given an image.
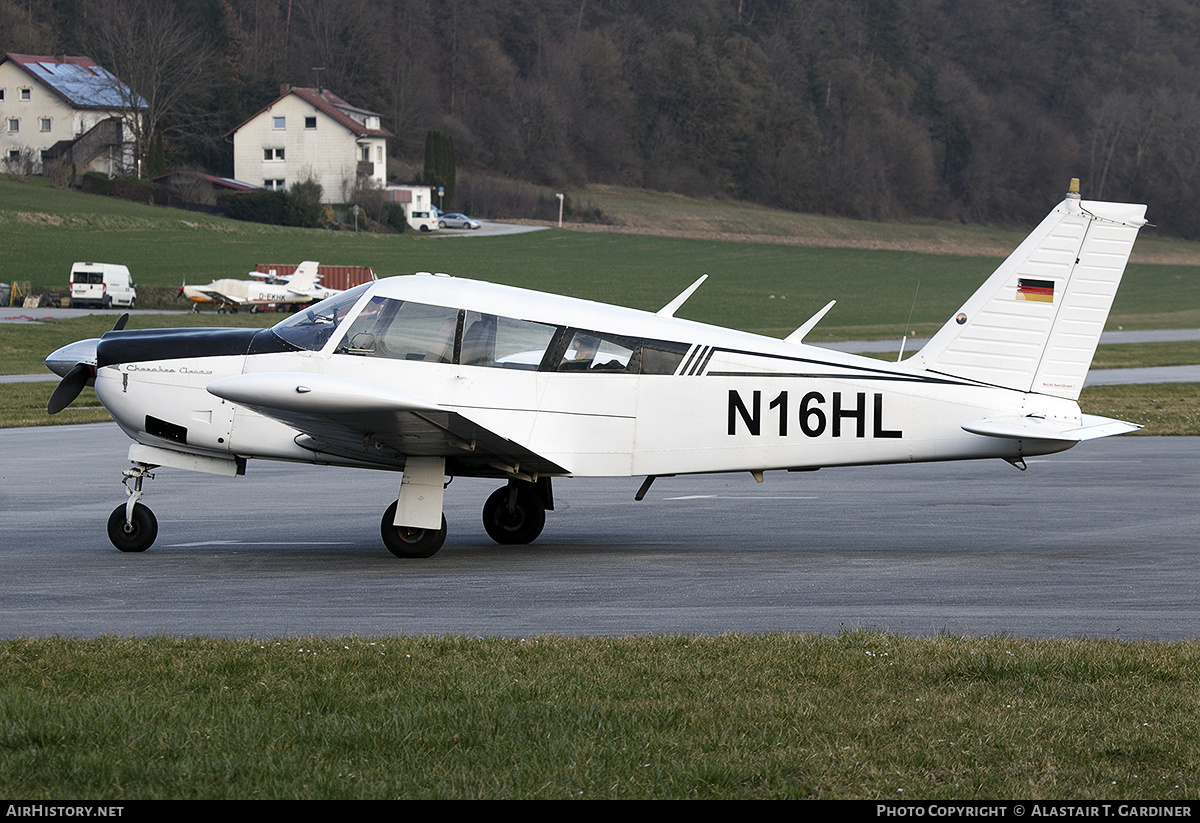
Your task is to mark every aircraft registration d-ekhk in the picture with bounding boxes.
[47,182,1149,558]
[179,260,343,313]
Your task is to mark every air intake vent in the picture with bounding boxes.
[145,416,187,444]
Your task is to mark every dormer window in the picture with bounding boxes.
[272,116,285,129]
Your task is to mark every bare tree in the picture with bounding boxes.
[84,0,216,177]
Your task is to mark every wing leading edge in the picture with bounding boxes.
[207,372,568,478]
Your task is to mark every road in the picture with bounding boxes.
[2,424,1197,640]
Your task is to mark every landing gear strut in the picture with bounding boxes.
[107,464,158,552]
[482,479,548,545]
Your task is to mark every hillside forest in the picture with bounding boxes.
[6,0,1200,238]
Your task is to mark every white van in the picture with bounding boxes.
[407,209,439,233]
[69,262,137,309]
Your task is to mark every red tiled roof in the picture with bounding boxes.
[226,86,394,139]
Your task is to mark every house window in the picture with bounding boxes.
[305,117,316,129]
[263,148,285,161]
[0,90,5,101]
[19,88,30,101]
[40,117,51,132]
[7,119,17,133]
[264,179,285,191]
[273,116,285,129]
[7,149,19,162]
[362,146,370,162]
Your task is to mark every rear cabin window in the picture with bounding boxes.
[548,329,690,375]
[72,271,104,285]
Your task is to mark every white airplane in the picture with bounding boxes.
[46,182,1149,558]
[179,260,341,312]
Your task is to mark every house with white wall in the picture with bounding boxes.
[0,53,144,176]
[229,85,393,205]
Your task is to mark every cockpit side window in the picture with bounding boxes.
[461,311,559,370]
[334,298,460,362]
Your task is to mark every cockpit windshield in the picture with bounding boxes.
[270,283,372,351]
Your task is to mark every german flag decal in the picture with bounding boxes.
[1017,278,1055,303]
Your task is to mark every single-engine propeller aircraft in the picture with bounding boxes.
[179,260,342,313]
[47,182,1150,558]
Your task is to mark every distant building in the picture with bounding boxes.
[0,52,145,177]
[384,184,438,231]
[228,85,393,205]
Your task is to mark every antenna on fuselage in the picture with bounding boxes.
[898,281,921,362]
[657,274,707,318]
[783,300,836,344]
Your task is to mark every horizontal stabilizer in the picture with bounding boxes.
[962,414,1141,443]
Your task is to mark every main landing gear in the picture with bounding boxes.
[106,464,158,552]
[379,477,552,558]
[380,501,447,558]
[481,480,548,545]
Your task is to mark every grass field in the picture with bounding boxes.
[6,178,1200,336]
[1,633,1197,800]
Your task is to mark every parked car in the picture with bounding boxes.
[68,262,137,309]
[438,212,481,230]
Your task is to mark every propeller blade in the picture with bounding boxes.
[47,363,91,415]
[112,313,129,332]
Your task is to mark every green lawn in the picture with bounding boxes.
[1,633,1197,800]
[6,177,1200,338]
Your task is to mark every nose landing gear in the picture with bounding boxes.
[106,464,158,552]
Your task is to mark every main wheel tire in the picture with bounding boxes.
[380,501,446,558]
[482,484,546,545]
[106,503,158,552]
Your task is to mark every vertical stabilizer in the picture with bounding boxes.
[911,185,1146,400]
[288,260,320,292]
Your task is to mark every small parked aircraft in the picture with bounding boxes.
[179,260,341,313]
[46,182,1150,557]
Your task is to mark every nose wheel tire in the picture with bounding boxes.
[106,503,158,552]
[380,501,447,558]
[482,484,546,545]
